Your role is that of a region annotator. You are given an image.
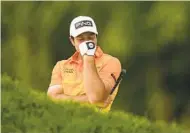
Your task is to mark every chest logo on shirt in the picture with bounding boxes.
[63,68,74,74]
[63,67,77,80]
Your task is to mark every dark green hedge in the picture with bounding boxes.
[1,75,189,133]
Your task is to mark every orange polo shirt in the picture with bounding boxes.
[49,46,121,112]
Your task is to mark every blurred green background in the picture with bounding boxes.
[1,1,190,126]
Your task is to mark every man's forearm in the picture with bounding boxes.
[50,93,108,108]
[50,93,89,103]
[83,55,109,103]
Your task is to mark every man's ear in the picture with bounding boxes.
[69,36,75,46]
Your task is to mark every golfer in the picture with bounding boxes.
[47,16,121,112]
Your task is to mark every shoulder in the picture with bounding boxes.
[53,59,69,68]
[102,53,121,66]
[100,53,121,71]
[57,60,68,65]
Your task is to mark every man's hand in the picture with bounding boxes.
[79,41,96,56]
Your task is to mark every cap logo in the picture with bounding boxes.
[75,20,93,29]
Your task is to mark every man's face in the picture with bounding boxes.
[70,32,97,52]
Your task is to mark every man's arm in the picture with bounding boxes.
[49,94,90,103]
[47,86,89,103]
[56,94,89,103]
[79,41,121,105]
[83,55,110,104]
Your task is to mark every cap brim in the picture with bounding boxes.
[72,27,98,37]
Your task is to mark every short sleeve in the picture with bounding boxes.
[49,61,62,87]
[99,57,122,92]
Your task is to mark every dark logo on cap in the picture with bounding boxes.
[75,20,93,29]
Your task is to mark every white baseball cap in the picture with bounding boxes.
[70,16,98,37]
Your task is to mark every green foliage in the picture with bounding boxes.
[2,1,190,126]
[2,75,189,133]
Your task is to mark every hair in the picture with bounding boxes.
[70,36,74,40]
[70,34,98,40]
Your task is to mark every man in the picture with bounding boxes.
[47,16,121,112]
